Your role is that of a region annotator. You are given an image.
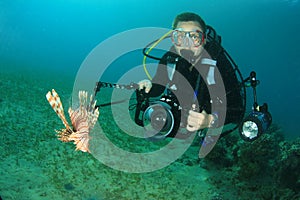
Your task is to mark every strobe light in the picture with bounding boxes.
[239,103,272,141]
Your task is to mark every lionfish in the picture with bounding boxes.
[46,89,99,153]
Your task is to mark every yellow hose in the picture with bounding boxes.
[143,30,173,80]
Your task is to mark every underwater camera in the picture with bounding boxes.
[143,98,178,139]
[92,81,185,140]
[134,89,194,140]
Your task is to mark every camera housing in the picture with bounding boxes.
[134,90,196,140]
[142,94,182,140]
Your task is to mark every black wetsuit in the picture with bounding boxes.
[147,46,244,128]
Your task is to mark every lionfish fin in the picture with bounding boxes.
[46,89,70,129]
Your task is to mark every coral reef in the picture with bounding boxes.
[202,125,300,199]
[277,137,300,193]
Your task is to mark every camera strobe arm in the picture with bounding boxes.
[93,81,139,108]
[242,71,261,110]
[94,81,138,95]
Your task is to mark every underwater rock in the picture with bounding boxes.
[64,183,75,191]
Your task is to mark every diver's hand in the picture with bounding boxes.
[138,79,152,93]
[186,110,214,132]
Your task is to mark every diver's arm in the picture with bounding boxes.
[186,68,225,131]
[138,53,170,97]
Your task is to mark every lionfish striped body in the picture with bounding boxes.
[46,89,99,153]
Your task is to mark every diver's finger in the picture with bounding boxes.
[187,114,198,125]
[201,110,208,115]
[186,124,197,132]
[145,87,151,93]
[188,109,200,117]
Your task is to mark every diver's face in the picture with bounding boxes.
[173,21,205,57]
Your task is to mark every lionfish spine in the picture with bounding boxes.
[46,89,70,129]
[87,107,99,128]
[79,91,88,107]
[89,94,97,111]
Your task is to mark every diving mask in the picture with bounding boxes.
[171,28,205,48]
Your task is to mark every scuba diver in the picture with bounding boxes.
[137,12,245,141]
[94,12,272,156]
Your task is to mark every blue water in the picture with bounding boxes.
[1,0,300,139]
